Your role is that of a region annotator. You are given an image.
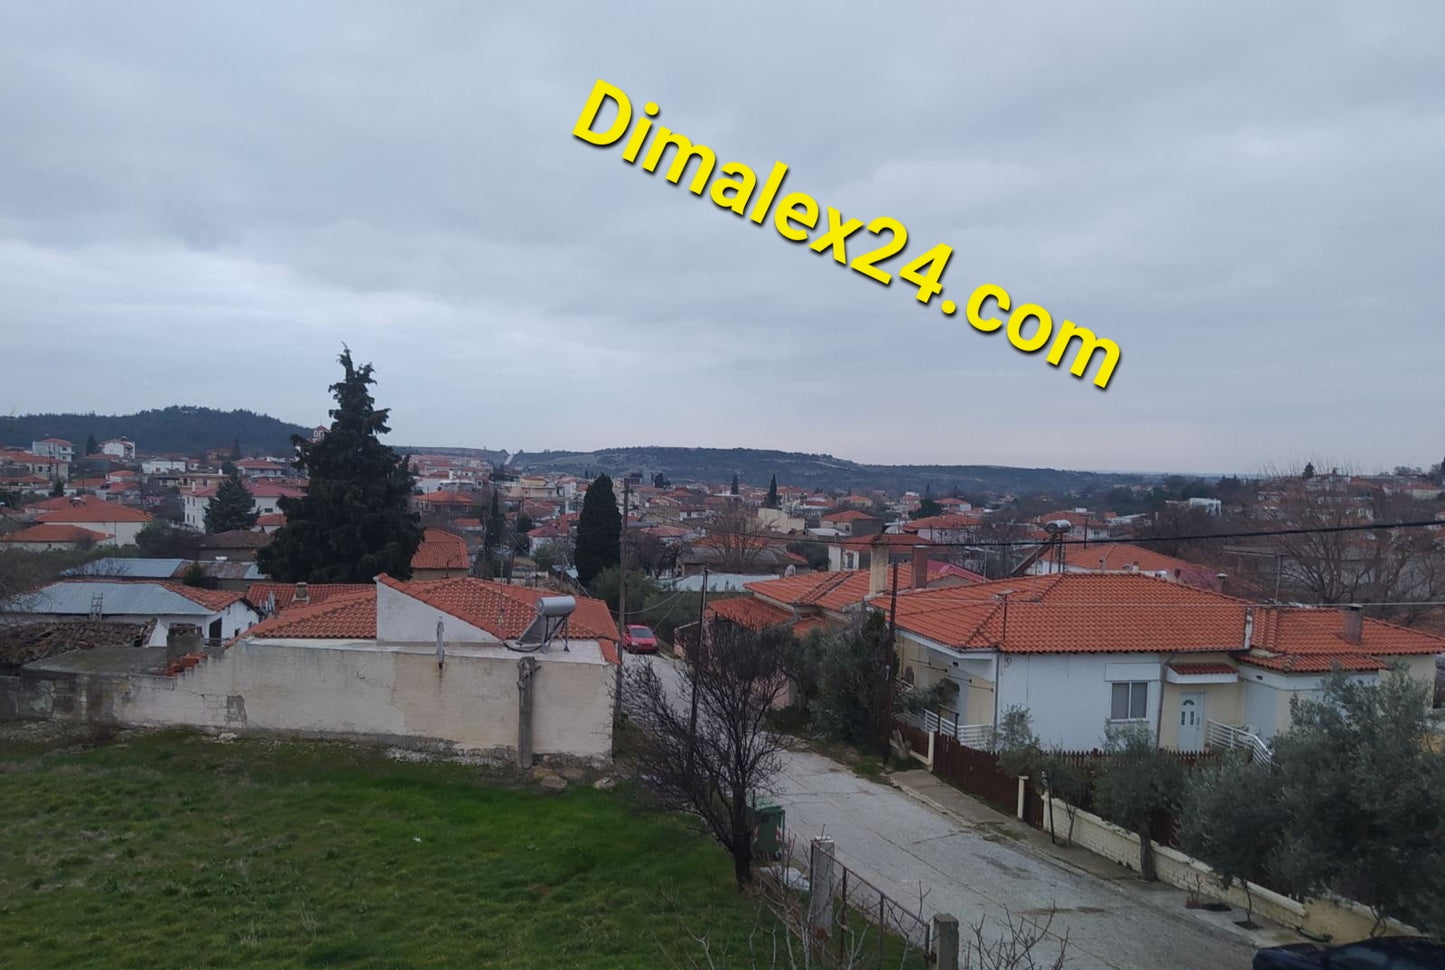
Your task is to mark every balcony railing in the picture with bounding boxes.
[1204,720,1273,766]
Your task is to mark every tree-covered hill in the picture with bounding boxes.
[510,446,1162,495]
[0,407,311,457]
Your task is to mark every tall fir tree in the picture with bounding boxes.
[765,474,779,509]
[205,472,259,533]
[730,473,739,495]
[574,474,620,587]
[84,433,99,456]
[256,350,423,582]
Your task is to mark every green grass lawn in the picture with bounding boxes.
[0,728,781,970]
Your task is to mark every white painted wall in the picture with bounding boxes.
[120,638,614,761]
[994,653,1163,750]
[375,582,497,643]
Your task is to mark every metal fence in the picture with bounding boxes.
[757,838,932,969]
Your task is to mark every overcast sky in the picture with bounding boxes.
[0,3,1440,475]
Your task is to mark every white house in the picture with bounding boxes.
[888,573,1444,753]
[100,438,136,459]
[34,500,153,546]
[142,458,188,476]
[183,482,304,530]
[32,438,74,462]
[1,580,258,645]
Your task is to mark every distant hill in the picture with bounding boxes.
[0,407,311,458]
[509,447,1161,495]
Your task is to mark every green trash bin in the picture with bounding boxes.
[749,798,785,862]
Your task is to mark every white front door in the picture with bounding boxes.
[1178,692,1205,752]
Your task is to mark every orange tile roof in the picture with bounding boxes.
[256,513,286,526]
[165,583,248,611]
[1167,662,1237,676]
[246,588,377,639]
[246,583,373,612]
[881,573,1445,663]
[36,503,153,524]
[28,495,110,512]
[747,562,977,612]
[0,524,112,544]
[707,596,793,631]
[821,509,877,523]
[1236,652,1385,674]
[375,574,619,644]
[410,529,471,571]
[1053,542,1214,582]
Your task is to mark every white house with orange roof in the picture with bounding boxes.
[34,498,153,546]
[883,573,1444,754]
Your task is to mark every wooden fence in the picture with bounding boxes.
[932,734,1025,817]
[902,723,1221,846]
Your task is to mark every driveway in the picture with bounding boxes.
[633,654,1255,970]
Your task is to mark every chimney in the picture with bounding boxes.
[1213,572,1227,594]
[911,545,929,590]
[1342,604,1363,644]
[294,582,310,605]
[868,539,889,596]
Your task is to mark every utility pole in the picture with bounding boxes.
[687,565,709,782]
[615,479,631,712]
[619,479,632,631]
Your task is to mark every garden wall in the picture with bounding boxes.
[1045,797,1420,943]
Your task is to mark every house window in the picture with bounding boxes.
[1110,682,1149,721]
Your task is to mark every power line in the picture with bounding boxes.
[680,518,1445,550]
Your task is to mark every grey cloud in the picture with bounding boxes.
[0,1,1441,473]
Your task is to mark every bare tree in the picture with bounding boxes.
[625,623,791,887]
[1232,464,1445,622]
[696,505,773,573]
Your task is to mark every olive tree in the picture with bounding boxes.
[1092,723,1185,881]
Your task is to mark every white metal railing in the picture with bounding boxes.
[1205,720,1273,765]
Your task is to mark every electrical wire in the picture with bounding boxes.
[673,518,1445,550]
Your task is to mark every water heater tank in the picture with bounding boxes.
[535,596,576,618]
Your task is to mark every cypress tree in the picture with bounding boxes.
[765,475,779,509]
[256,350,423,582]
[85,434,99,455]
[575,474,620,587]
[205,472,259,533]
[730,473,739,496]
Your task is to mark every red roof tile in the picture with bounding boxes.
[707,597,792,631]
[0,524,112,544]
[246,588,377,639]
[376,574,619,644]
[410,529,471,571]
[1167,662,1237,676]
[246,583,373,612]
[821,509,878,523]
[36,502,154,524]
[882,574,1445,663]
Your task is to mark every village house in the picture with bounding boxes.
[1022,540,1220,591]
[3,576,621,765]
[883,572,1444,754]
[410,528,473,580]
[182,482,305,531]
[31,438,74,462]
[0,523,113,552]
[32,497,153,546]
[99,437,136,459]
[1,580,258,646]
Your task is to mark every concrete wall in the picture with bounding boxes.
[5,639,614,764]
[1046,797,1419,943]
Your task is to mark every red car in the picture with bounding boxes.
[621,624,659,653]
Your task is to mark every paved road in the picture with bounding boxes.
[635,655,1255,970]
